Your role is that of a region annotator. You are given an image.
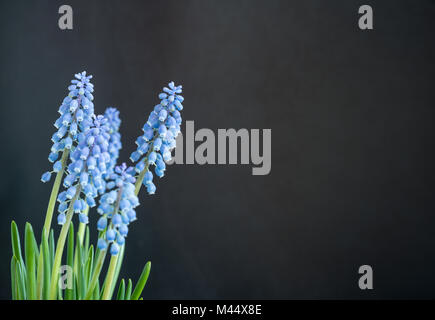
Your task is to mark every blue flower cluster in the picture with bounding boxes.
[103,107,122,175]
[56,115,112,225]
[130,82,183,194]
[96,163,139,255]
[41,71,95,183]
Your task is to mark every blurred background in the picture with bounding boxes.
[1,0,435,299]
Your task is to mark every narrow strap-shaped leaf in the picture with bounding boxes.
[131,261,151,300]
[125,279,132,300]
[76,233,86,299]
[11,221,24,265]
[72,271,77,300]
[116,279,125,300]
[25,223,36,300]
[41,229,51,300]
[11,256,17,300]
[85,245,94,286]
[84,249,106,300]
[15,258,26,300]
[58,283,63,300]
[32,229,40,261]
[109,244,125,297]
[93,279,100,300]
[65,224,75,300]
[36,244,44,300]
[49,229,55,267]
[84,226,90,254]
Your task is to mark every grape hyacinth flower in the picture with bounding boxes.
[56,114,112,226]
[10,72,187,300]
[97,163,139,255]
[40,71,95,236]
[130,81,183,195]
[103,107,122,175]
[41,71,95,183]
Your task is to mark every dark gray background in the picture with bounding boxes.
[1,0,435,299]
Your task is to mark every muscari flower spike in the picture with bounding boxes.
[41,71,95,183]
[130,81,183,194]
[96,163,139,255]
[103,107,122,176]
[56,115,112,225]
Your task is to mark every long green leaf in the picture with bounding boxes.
[93,279,100,300]
[84,226,90,254]
[41,229,50,300]
[15,257,26,300]
[116,279,125,300]
[25,223,36,300]
[11,257,17,300]
[125,279,132,300]
[76,233,86,299]
[85,245,94,286]
[84,249,106,300]
[49,229,55,267]
[36,244,44,299]
[65,224,74,300]
[11,221,24,265]
[109,244,125,297]
[131,261,151,300]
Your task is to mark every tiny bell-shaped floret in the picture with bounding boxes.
[110,242,120,255]
[106,228,116,242]
[97,216,108,231]
[41,171,52,183]
[97,238,108,250]
[57,213,66,225]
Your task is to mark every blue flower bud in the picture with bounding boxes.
[80,172,89,187]
[158,109,168,121]
[138,142,149,155]
[130,151,141,162]
[97,217,107,231]
[79,213,89,224]
[116,234,125,245]
[106,229,116,242]
[66,186,76,199]
[135,161,145,173]
[119,224,128,237]
[147,182,156,195]
[48,152,59,163]
[97,238,108,250]
[155,167,165,178]
[86,196,96,207]
[127,209,137,222]
[156,159,166,171]
[148,152,157,165]
[112,214,122,226]
[57,213,66,225]
[73,200,82,213]
[110,242,120,255]
[41,171,51,183]
[153,138,162,151]
[158,124,167,138]
[53,160,62,173]
[144,171,153,185]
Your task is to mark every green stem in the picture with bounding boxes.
[48,185,81,300]
[84,249,107,300]
[43,149,70,238]
[102,254,119,300]
[134,165,147,196]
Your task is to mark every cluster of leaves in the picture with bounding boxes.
[10,221,150,300]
